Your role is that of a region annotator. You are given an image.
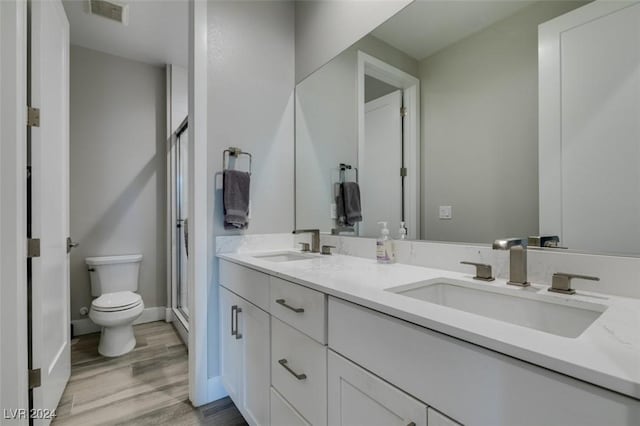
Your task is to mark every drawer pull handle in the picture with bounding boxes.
[275,299,304,313]
[231,305,237,336]
[278,358,307,380]
[407,423,416,426]
[235,307,243,339]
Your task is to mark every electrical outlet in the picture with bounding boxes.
[439,205,452,219]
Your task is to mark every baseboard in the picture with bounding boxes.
[71,306,167,336]
[165,307,173,322]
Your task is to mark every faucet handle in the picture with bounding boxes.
[549,272,599,295]
[321,245,335,255]
[460,261,494,282]
[298,242,311,252]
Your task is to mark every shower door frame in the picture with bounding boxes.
[169,116,189,341]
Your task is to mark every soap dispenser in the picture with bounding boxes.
[376,222,396,264]
[398,221,407,240]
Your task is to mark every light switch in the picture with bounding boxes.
[439,205,452,219]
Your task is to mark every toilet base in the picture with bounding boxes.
[98,324,137,357]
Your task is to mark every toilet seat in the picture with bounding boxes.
[92,291,142,312]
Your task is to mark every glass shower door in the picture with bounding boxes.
[175,122,189,321]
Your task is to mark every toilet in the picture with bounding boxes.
[86,254,144,357]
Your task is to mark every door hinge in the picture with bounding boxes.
[400,106,407,117]
[28,368,41,389]
[27,238,41,258]
[400,167,408,177]
[27,107,40,127]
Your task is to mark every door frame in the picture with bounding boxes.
[357,51,420,239]
[0,0,29,421]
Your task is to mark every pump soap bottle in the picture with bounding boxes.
[376,222,396,264]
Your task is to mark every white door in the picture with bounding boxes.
[239,298,270,426]
[328,350,427,426]
[219,287,243,404]
[539,0,640,254]
[29,0,70,423]
[362,90,403,237]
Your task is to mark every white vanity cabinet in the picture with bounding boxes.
[219,285,270,426]
[328,350,428,426]
[329,296,639,426]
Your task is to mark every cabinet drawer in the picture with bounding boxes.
[219,260,270,311]
[270,387,311,426]
[270,277,326,343]
[272,317,327,426]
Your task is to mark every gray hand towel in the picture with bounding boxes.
[335,183,347,225]
[342,181,362,225]
[223,170,250,229]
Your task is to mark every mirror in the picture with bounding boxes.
[295,0,640,255]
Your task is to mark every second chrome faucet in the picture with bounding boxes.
[492,237,529,287]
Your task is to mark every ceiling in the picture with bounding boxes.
[62,0,188,67]
[371,0,537,60]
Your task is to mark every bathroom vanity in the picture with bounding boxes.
[217,249,640,426]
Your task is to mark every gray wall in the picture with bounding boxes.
[207,0,295,377]
[295,0,413,83]
[420,1,584,244]
[295,35,418,232]
[69,46,166,321]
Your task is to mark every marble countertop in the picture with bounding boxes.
[217,249,640,400]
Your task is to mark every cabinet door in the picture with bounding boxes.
[220,287,243,404]
[328,350,427,426]
[239,297,270,426]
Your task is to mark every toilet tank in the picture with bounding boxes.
[86,254,143,297]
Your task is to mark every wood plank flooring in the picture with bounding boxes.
[53,321,247,426]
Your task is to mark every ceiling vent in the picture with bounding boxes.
[88,0,129,25]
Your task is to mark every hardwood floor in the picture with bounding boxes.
[53,321,247,426]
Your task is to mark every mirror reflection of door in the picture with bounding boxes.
[175,122,189,320]
[362,87,403,236]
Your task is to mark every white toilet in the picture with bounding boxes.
[86,254,144,357]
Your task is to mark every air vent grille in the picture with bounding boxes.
[89,0,128,24]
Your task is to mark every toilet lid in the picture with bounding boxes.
[92,291,142,312]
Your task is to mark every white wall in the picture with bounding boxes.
[206,0,295,379]
[419,1,584,244]
[69,46,166,321]
[168,64,188,134]
[296,35,418,232]
[295,0,413,83]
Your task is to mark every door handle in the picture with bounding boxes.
[234,307,242,339]
[66,237,79,253]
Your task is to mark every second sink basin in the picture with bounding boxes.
[252,252,315,263]
[386,278,606,338]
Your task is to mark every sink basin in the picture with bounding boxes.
[252,252,315,263]
[386,279,606,338]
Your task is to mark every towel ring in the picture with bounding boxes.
[223,147,252,175]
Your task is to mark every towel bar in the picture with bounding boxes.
[223,147,252,175]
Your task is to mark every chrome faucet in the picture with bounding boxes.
[492,238,529,287]
[292,229,320,253]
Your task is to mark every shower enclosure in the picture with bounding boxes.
[170,117,189,338]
